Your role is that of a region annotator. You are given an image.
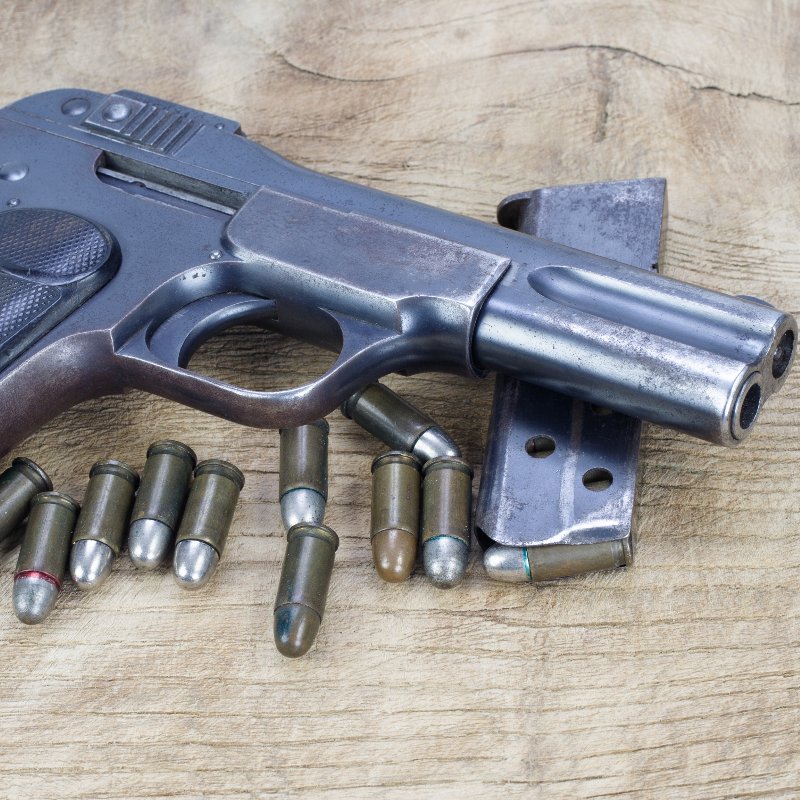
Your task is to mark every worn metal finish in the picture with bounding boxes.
[173,458,244,588]
[0,457,51,545]
[274,523,339,658]
[0,88,792,450]
[477,179,667,560]
[421,456,473,589]
[484,540,631,583]
[370,451,421,583]
[279,420,328,530]
[342,383,460,461]
[129,439,196,568]
[14,491,79,623]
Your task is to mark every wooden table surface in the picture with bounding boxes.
[0,2,798,798]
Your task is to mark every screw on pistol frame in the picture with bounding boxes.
[483,539,631,583]
[70,460,138,591]
[421,456,473,589]
[342,383,460,462]
[173,459,244,590]
[370,451,421,583]
[0,457,51,548]
[129,440,196,569]
[274,523,339,658]
[13,492,79,624]
[279,421,328,530]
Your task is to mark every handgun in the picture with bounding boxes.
[0,88,794,456]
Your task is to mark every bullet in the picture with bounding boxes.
[13,492,79,624]
[70,460,139,590]
[279,421,328,530]
[370,451,421,582]
[0,457,52,547]
[342,383,460,462]
[173,459,244,590]
[274,523,339,658]
[421,456,473,589]
[129,440,196,569]
[483,539,632,583]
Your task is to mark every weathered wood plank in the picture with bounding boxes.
[0,1,797,798]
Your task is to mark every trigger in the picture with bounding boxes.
[147,293,277,367]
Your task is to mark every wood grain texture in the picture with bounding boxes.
[0,1,798,797]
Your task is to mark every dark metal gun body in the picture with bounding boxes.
[0,88,793,454]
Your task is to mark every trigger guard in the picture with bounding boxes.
[147,293,277,368]
[117,309,406,429]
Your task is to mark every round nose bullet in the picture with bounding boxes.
[173,538,220,590]
[128,518,174,569]
[273,523,338,658]
[173,459,244,590]
[130,441,196,569]
[70,539,115,590]
[70,460,139,591]
[370,452,421,583]
[421,456,473,589]
[13,492,79,624]
[13,573,60,625]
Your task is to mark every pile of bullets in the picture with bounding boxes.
[3,442,244,624]
[269,383,474,658]
[2,381,630,658]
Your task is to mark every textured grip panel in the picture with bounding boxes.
[0,208,113,282]
[0,208,119,370]
[0,278,58,340]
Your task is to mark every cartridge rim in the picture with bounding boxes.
[371,450,421,474]
[340,386,371,419]
[194,459,245,489]
[279,418,330,436]
[422,455,473,478]
[89,460,140,487]
[286,522,339,550]
[11,457,52,492]
[31,491,80,514]
[146,440,197,465]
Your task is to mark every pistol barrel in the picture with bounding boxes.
[474,261,795,445]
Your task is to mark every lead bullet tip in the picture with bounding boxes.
[173,539,219,590]
[13,574,59,624]
[423,537,469,589]
[70,539,115,590]
[129,519,174,569]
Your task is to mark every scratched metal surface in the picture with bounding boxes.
[0,2,798,798]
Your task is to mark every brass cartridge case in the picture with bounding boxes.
[131,440,196,533]
[370,451,421,582]
[0,458,51,545]
[176,459,245,556]
[73,460,139,554]
[274,523,339,658]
